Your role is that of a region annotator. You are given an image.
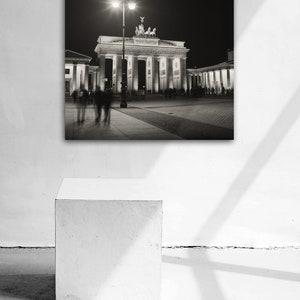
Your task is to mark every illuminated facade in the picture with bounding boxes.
[94,18,189,94]
[64,50,99,94]
[65,28,233,96]
[187,50,234,94]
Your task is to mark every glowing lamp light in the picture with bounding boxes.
[112,1,120,8]
[128,2,136,10]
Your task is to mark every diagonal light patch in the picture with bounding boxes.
[195,86,300,244]
[184,86,300,299]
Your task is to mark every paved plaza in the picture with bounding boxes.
[65,97,233,140]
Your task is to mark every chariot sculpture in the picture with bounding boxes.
[135,17,157,37]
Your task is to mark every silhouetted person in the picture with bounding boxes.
[89,89,95,105]
[71,90,78,104]
[94,86,104,125]
[164,88,169,98]
[221,84,225,96]
[199,86,204,97]
[173,88,177,98]
[104,89,112,126]
[76,85,88,125]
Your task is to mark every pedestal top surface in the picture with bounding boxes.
[56,178,161,201]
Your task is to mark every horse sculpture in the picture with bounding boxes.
[150,28,156,37]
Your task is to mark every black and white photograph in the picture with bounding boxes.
[65,0,234,140]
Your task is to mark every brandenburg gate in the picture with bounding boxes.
[94,18,189,94]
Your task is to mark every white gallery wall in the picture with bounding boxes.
[0,0,300,248]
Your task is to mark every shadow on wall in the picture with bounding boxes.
[184,2,300,299]
[162,84,300,299]
[235,0,266,38]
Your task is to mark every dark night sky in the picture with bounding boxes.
[65,0,233,68]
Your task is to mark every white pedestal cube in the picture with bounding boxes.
[56,197,162,300]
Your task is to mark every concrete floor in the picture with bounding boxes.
[1,247,299,300]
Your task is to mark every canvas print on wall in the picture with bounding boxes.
[65,0,234,140]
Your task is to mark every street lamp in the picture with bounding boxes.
[112,1,136,108]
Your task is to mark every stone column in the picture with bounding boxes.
[172,57,181,90]
[212,71,216,90]
[127,55,133,93]
[112,55,116,93]
[84,65,89,89]
[209,71,213,88]
[153,57,159,93]
[159,57,168,91]
[215,70,221,94]
[132,56,138,93]
[76,65,81,89]
[219,69,223,85]
[208,72,211,87]
[98,55,105,91]
[219,69,223,92]
[188,74,192,91]
[72,64,77,92]
[181,58,187,91]
[168,57,174,89]
[206,72,210,88]
[229,68,234,89]
[227,69,231,89]
[221,69,228,89]
[116,55,122,94]
[146,56,154,93]
[172,57,180,89]
[112,55,122,94]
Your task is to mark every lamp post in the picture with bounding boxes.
[112,1,136,108]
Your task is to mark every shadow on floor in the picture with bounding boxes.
[0,274,55,300]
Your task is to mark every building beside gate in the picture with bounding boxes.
[64,50,99,95]
[187,50,234,94]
